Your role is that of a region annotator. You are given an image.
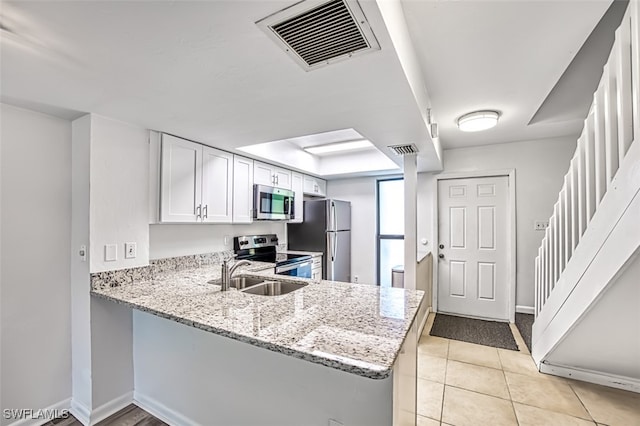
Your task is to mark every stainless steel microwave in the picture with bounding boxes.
[253,184,295,220]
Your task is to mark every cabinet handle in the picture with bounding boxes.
[196,204,202,220]
[203,204,208,219]
[276,175,279,185]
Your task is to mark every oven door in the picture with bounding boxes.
[275,260,312,279]
[253,185,294,220]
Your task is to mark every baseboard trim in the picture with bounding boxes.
[540,362,640,393]
[5,397,72,426]
[89,391,133,425]
[418,306,432,336]
[70,398,91,426]
[516,305,535,315]
[134,391,199,426]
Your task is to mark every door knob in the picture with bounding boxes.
[438,254,444,259]
[439,244,444,249]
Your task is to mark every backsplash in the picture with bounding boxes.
[90,249,235,290]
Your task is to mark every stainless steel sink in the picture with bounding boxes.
[241,280,307,296]
[208,276,265,290]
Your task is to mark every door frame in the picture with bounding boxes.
[432,169,517,323]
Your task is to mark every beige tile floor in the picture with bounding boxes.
[417,313,640,426]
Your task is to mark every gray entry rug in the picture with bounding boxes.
[430,313,518,351]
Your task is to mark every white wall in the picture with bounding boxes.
[149,222,286,259]
[90,116,149,273]
[439,136,577,308]
[71,114,138,420]
[326,177,379,285]
[546,252,640,381]
[133,310,394,426]
[328,136,576,306]
[71,115,93,416]
[1,104,72,425]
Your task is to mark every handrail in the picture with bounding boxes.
[534,1,639,318]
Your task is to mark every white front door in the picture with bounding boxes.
[437,176,510,321]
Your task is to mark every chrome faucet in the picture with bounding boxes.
[220,259,252,291]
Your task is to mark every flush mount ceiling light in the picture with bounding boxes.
[304,139,373,155]
[457,110,500,132]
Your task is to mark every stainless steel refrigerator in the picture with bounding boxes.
[287,199,351,282]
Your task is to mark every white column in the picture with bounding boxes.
[404,154,418,290]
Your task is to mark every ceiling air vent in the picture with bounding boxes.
[257,0,380,71]
[388,144,419,156]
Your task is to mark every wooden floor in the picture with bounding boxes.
[42,404,167,426]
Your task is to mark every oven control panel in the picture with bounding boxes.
[234,234,279,251]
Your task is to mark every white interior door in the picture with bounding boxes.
[437,176,510,321]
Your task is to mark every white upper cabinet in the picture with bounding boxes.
[160,134,203,222]
[254,161,292,189]
[303,175,327,197]
[160,134,233,223]
[254,161,275,186]
[201,146,233,223]
[233,155,254,223]
[274,168,292,189]
[290,172,304,223]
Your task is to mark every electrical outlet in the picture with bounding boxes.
[125,242,137,259]
[105,244,117,261]
[223,235,231,247]
[534,220,549,231]
[353,275,359,283]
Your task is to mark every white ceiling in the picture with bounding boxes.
[402,0,612,149]
[0,0,614,175]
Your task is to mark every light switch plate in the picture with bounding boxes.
[125,242,137,259]
[534,220,549,231]
[105,244,117,261]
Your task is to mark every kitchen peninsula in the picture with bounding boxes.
[91,255,424,426]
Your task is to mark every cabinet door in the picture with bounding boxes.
[315,178,327,196]
[303,175,326,196]
[254,161,275,186]
[233,155,254,223]
[313,256,323,277]
[303,175,315,194]
[201,146,233,223]
[160,134,202,222]
[290,172,304,223]
[274,168,292,189]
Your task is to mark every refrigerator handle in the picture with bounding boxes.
[331,201,337,231]
[333,231,338,262]
[329,232,336,262]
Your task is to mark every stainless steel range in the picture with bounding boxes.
[233,234,313,279]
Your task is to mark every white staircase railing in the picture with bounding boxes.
[534,1,639,329]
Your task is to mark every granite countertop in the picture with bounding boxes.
[91,261,424,380]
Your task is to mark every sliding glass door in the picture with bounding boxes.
[377,178,404,287]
